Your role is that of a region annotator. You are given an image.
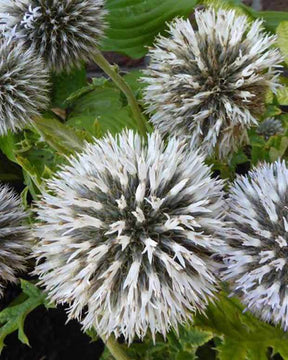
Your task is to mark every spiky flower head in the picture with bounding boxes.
[0,0,107,73]
[0,37,49,135]
[222,160,288,330]
[0,184,32,296]
[143,8,282,159]
[256,118,284,140]
[34,130,225,343]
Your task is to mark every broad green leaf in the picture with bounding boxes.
[101,0,197,58]
[99,324,211,360]
[269,136,288,161]
[176,350,195,360]
[123,70,146,100]
[0,132,19,163]
[277,21,288,65]
[194,291,288,360]
[203,0,250,17]
[34,114,84,153]
[262,105,282,118]
[277,86,288,106]
[246,346,269,360]
[66,78,137,137]
[217,340,247,360]
[51,66,87,108]
[10,126,68,197]
[178,325,213,349]
[246,8,288,32]
[203,0,288,32]
[0,280,53,352]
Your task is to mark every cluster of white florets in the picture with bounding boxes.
[33,130,226,342]
[143,7,282,158]
[222,161,288,330]
[0,0,107,135]
[0,1,287,346]
[0,185,32,296]
[0,0,107,73]
[0,37,49,135]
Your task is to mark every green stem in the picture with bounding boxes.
[105,336,131,360]
[93,51,147,137]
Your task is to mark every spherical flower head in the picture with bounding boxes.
[0,37,49,135]
[0,0,107,73]
[34,130,225,343]
[256,118,284,140]
[143,8,283,159]
[0,185,32,296]
[222,160,288,330]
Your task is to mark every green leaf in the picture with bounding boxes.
[51,66,87,108]
[269,136,288,161]
[0,280,53,352]
[277,21,288,65]
[277,86,288,106]
[194,291,288,360]
[0,132,19,163]
[217,340,247,360]
[11,126,67,197]
[178,325,213,349]
[101,0,197,58]
[66,78,137,137]
[252,11,288,32]
[207,0,288,32]
[33,114,84,154]
[86,327,99,342]
[176,350,195,360]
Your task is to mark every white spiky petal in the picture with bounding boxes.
[223,160,288,330]
[34,130,225,343]
[0,0,107,73]
[143,8,282,159]
[0,184,32,296]
[0,37,49,135]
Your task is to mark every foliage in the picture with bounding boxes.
[0,280,53,353]
[0,0,286,359]
[277,21,288,65]
[194,291,288,360]
[100,325,212,360]
[101,0,198,58]
[100,0,288,59]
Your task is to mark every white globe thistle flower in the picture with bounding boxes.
[0,185,32,296]
[0,0,107,73]
[143,8,283,159]
[256,118,284,140]
[223,160,288,330]
[0,37,49,135]
[34,130,225,343]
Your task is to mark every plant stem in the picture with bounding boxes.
[105,336,131,360]
[93,50,147,137]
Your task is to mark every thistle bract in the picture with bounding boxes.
[0,38,49,135]
[0,0,107,73]
[143,8,282,158]
[34,130,225,343]
[223,161,288,330]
